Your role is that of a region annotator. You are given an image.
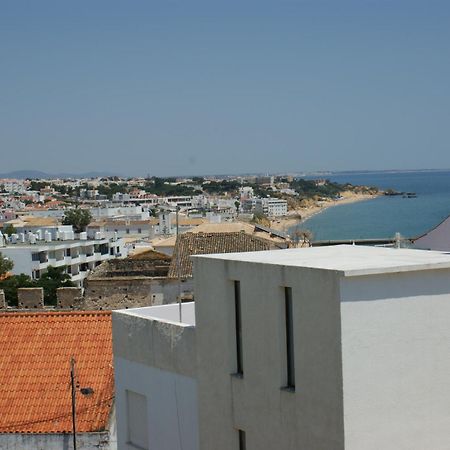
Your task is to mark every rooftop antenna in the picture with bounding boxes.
[70,357,94,450]
[176,205,182,323]
[70,357,78,450]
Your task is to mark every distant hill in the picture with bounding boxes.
[0,170,121,179]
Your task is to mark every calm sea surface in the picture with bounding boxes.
[289,171,450,241]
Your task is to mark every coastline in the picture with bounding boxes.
[270,191,380,233]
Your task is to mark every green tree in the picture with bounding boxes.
[234,200,241,216]
[0,274,34,306]
[63,209,92,233]
[29,181,47,191]
[0,251,13,276]
[36,266,74,305]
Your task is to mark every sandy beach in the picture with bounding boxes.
[270,191,380,233]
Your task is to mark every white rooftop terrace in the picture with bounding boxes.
[193,245,450,277]
[117,302,195,326]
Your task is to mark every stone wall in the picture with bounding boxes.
[83,277,194,310]
[0,278,193,311]
[57,287,83,309]
[17,288,44,309]
[93,259,170,278]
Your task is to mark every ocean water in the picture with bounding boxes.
[290,171,450,241]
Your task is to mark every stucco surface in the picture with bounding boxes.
[341,271,450,450]
[194,257,345,450]
[113,306,198,450]
[0,432,112,450]
[114,356,198,450]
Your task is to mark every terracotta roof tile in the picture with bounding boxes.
[168,231,281,278]
[0,311,113,434]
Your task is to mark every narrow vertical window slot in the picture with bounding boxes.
[234,280,243,375]
[238,429,246,450]
[285,287,295,389]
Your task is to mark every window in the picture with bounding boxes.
[234,280,243,375]
[238,429,246,450]
[138,228,142,234]
[126,228,130,234]
[126,390,148,449]
[285,287,295,389]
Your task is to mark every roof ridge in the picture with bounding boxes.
[0,310,112,318]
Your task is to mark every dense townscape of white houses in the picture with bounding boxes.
[3,174,450,450]
[0,175,290,287]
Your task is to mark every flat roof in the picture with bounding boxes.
[192,245,450,277]
[116,302,195,327]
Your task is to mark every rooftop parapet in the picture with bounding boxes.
[113,302,196,378]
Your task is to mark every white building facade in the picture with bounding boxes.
[112,304,198,450]
[113,246,450,450]
[254,197,288,216]
[1,232,126,286]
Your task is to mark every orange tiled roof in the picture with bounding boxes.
[0,311,114,434]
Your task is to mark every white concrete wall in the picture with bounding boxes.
[193,257,345,450]
[112,308,198,450]
[114,358,198,450]
[1,247,33,275]
[0,432,112,450]
[340,269,450,450]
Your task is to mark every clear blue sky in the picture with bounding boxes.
[1,1,450,176]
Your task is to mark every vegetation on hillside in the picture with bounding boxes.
[144,178,200,196]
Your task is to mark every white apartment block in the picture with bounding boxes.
[15,209,66,219]
[111,193,194,209]
[86,220,157,240]
[89,205,151,221]
[239,186,254,200]
[1,231,126,286]
[113,245,450,450]
[163,196,193,208]
[255,197,288,216]
[112,192,159,206]
[0,179,27,194]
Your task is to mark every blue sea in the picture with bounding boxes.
[290,170,450,241]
